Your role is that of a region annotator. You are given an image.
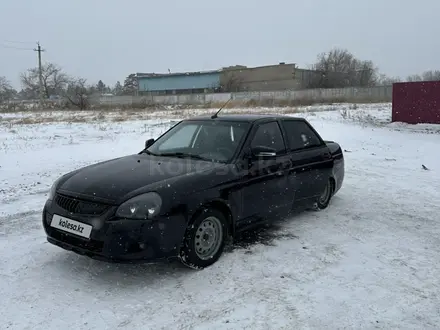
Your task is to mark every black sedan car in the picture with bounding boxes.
[43,113,344,269]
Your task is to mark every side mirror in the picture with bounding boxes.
[250,146,277,160]
[145,138,155,148]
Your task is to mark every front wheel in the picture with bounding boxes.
[179,208,228,269]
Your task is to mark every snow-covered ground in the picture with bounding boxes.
[1,104,440,329]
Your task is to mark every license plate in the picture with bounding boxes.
[50,214,92,239]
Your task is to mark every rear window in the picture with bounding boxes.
[281,120,322,150]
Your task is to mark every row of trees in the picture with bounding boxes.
[0,65,139,107]
[18,63,138,99]
[307,48,440,88]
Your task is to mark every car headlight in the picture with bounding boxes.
[115,192,162,220]
[48,177,62,200]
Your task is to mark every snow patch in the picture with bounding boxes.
[1,104,440,329]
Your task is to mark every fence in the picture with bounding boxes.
[94,85,393,107]
[392,81,440,124]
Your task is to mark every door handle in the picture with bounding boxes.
[322,152,331,159]
[274,162,287,176]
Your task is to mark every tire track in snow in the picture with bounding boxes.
[0,210,41,236]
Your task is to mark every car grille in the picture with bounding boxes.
[55,194,110,215]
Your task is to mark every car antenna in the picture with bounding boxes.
[211,97,232,119]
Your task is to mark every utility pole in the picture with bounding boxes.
[33,42,45,108]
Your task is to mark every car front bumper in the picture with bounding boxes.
[42,199,188,263]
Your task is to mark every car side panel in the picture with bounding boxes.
[290,147,334,200]
[325,141,344,194]
[277,119,334,202]
[238,155,292,221]
[183,175,243,226]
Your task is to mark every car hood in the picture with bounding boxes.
[58,154,223,203]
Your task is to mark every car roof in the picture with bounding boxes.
[185,113,306,123]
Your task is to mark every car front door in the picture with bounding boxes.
[237,121,292,227]
[280,119,333,202]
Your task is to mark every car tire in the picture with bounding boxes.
[314,179,334,210]
[179,208,228,270]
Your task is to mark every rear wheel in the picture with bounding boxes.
[179,208,228,269]
[314,179,333,210]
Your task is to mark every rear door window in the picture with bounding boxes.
[281,120,322,151]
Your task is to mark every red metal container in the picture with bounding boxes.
[392,81,440,124]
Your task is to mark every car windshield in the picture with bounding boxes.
[145,120,250,162]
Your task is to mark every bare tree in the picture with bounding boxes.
[64,78,90,110]
[377,74,401,85]
[308,48,378,88]
[0,76,17,103]
[407,70,440,82]
[406,74,422,82]
[422,70,440,81]
[20,63,70,98]
[220,72,244,92]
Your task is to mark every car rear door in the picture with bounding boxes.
[280,119,333,202]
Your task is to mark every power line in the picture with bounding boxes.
[2,40,46,108]
[2,39,36,45]
[0,43,34,51]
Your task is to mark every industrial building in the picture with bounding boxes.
[136,70,222,95]
[136,63,317,95]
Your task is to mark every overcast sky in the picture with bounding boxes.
[1,0,439,88]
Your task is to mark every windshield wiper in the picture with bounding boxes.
[142,149,158,156]
[156,152,211,161]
